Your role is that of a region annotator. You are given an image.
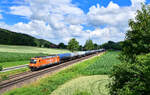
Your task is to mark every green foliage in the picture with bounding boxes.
[84,39,94,50]
[94,43,99,50]
[100,41,122,50]
[73,90,91,95]
[4,51,120,95]
[0,75,9,81]
[0,65,2,71]
[0,28,57,48]
[58,42,67,49]
[109,53,150,95]
[79,45,84,51]
[67,38,79,52]
[120,5,150,62]
[109,5,150,95]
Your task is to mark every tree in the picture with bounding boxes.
[67,38,79,52]
[79,45,84,51]
[120,5,150,62]
[109,5,150,95]
[84,39,94,50]
[100,41,122,50]
[58,42,67,49]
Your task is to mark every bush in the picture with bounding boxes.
[0,65,2,71]
[0,75,9,81]
[73,90,91,95]
[109,53,150,95]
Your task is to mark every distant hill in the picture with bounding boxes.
[0,28,58,48]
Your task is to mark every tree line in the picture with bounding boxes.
[58,39,122,52]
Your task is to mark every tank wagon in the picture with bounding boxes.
[29,49,105,71]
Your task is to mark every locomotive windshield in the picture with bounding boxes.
[30,59,37,64]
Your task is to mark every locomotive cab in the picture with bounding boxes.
[29,58,40,70]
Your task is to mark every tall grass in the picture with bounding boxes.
[82,51,121,75]
[4,51,121,95]
[0,52,48,63]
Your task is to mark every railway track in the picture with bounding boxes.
[0,52,104,93]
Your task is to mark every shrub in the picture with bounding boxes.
[109,53,150,95]
[1,75,9,81]
[73,90,91,95]
[0,65,2,71]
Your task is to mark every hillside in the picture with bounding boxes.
[0,28,58,48]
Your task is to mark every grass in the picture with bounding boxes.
[51,75,109,95]
[82,51,121,75]
[1,60,29,68]
[3,51,120,95]
[0,44,70,68]
[0,52,48,63]
[0,68,29,82]
[0,44,70,54]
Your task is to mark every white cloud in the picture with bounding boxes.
[0,0,147,45]
[87,1,137,27]
[131,0,146,7]
[10,6,32,17]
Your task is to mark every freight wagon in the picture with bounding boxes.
[29,49,105,71]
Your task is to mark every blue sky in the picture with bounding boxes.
[0,0,149,45]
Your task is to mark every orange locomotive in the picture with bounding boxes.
[29,55,60,71]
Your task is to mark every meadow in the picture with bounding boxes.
[0,52,48,63]
[4,51,121,95]
[0,45,70,54]
[0,45,70,68]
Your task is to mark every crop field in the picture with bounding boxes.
[51,75,109,95]
[0,45,70,54]
[4,51,121,95]
[0,52,48,63]
[0,45,70,68]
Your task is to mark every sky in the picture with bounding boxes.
[0,0,150,45]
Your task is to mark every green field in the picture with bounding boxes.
[0,52,48,63]
[51,75,109,95]
[0,45,70,68]
[0,45,70,54]
[4,51,121,95]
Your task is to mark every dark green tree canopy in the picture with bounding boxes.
[58,42,67,49]
[67,38,79,52]
[84,39,94,50]
[0,28,57,48]
[100,41,122,50]
[121,5,150,62]
[109,4,150,95]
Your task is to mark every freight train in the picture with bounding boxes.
[29,49,105,71]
